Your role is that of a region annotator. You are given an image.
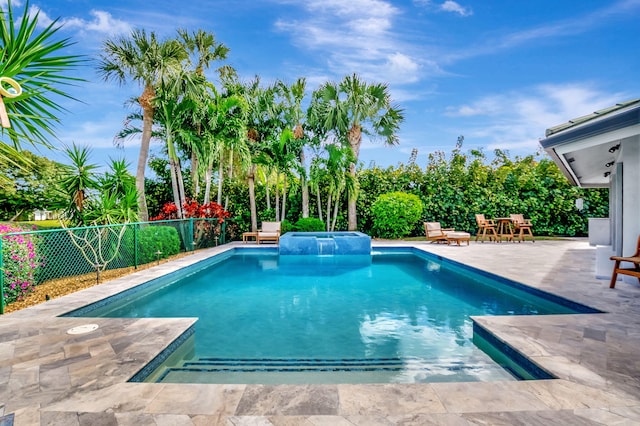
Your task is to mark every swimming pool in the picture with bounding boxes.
[65,247,599,384]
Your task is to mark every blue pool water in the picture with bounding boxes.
[68,249,595,384]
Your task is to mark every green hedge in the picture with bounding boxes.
[137,225,181,264]
[293,217,326,232]
[156,149,608,238]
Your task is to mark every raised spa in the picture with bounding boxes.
[279,231,371,255]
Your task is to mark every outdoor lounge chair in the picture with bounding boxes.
[424,222,453,244]
[257,221,281,244]
[510,214,535,242]
[424,222,470,246]
[609,235,640,288]
[475,214,498,242]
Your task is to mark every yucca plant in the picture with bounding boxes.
[0,0,84,150]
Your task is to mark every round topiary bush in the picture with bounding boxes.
[294,217,326,232]
[371,192,424,239]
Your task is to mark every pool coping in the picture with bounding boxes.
[2,239,640,424]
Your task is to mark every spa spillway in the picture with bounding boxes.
[279,231,371,255]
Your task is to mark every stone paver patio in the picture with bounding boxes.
[1,238,640,425]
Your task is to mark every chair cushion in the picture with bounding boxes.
[258,232,279,237]
[261,222,281,233]
[447,232,470,239]
[426,222,445,236]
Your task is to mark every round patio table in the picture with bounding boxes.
[494,218,514,242]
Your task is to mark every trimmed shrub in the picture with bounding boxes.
[280,220,294,234]
[138,226,181,264]
[371,192,424,239]
[294,217,326,232]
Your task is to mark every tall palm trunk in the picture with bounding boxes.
[136,84,155,222]
[347,124,362,231]
[274,172,280,221]
[169,158,183,218]
[248,164,258,232]
[225,149,234,211]
[300,151,309,218]
[347,162,357,230]
[280,174,287,222]
[203,163,213,204]
[326,194,332,232]
[217,151,224,205]
[191,151,199,198]
[316,188,323,223]
[265,176,271,210]
[166,123,185,218]
[331,189,341,232]
[176,157,186,208]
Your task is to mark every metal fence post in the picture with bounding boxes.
[221,219,227,244]
[189,218,194,251]
[134,222,139,269]
[0,237,4,315]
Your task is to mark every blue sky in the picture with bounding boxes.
[7,0,640,170]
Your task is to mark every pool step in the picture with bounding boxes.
[154,356,514,383]
[184,356,414,371]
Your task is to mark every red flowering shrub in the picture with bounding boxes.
[150,200,232,248]
[151,200,231,222]
[182,200,231,222]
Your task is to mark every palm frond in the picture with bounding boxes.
[1,0,86,149]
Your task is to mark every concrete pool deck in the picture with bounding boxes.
[1,238,639,425]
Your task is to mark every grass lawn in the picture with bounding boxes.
[16,219,64,229]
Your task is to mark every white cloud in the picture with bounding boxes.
[440,1,472,17]
[413,0,472,17]
[60,10,132,36]
[32,6,55,26]
[58,117,134,150]
[445,84,629,153]
[304,0,399,18]
[273,0,424,84]
[14,5,131,35]
[385,52,420,83]
[1,0,22,9]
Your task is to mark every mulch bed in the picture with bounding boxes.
[3,252,193,314]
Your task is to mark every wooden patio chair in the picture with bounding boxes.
[609,235,640,288]
[424,222,454,244]
[257,221,281,244]
[475,214,498,242]
[510,214,535,242]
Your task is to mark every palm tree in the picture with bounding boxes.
[58,144,99,224]
[277,78,310,218]
[98,30,186,221]
[154,88,188,218]
[270,127,297,222]
[177,29,229,197]
[100,158,136,197]
[311,73,404,230]
[0,0,83,183]
[198,84,246,205]
[321,144,355,231]
[178,29,230,77]
[223,76,278,231]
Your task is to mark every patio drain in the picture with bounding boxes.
[67,324,99,335]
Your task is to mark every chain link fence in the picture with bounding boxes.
[1,218,234,314]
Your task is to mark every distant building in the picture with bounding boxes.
[33,209,57,221]
[539,99,640,285]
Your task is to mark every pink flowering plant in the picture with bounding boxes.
[1,224,43,304]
